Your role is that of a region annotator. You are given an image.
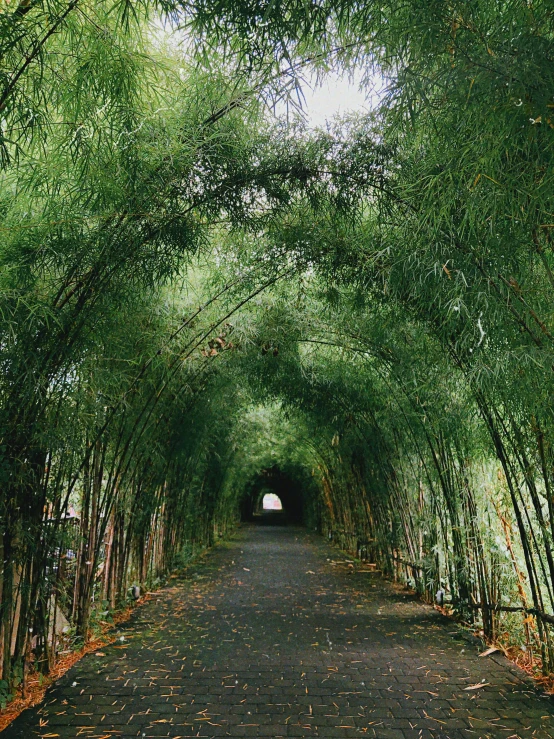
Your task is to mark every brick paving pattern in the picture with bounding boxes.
[3,525,554,738]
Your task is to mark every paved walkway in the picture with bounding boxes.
[3,526,554,738]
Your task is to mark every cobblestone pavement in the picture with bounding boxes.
[3,525,554,738]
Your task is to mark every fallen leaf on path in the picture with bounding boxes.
[464,682,490,690]
[479,647,499,657]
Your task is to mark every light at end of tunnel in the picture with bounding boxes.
[262,493,283,511]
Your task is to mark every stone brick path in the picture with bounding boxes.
[3,526,554,738]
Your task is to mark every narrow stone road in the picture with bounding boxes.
[3,526,553,738]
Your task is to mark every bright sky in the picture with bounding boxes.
[275,70,385,128]
[159,22,383,128]
[156,20,383,127]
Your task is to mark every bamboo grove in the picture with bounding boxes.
[1,0,554,699]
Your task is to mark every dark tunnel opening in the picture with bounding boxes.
[240,466,306,525]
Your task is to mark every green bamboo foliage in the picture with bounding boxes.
[3,0,554,699]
